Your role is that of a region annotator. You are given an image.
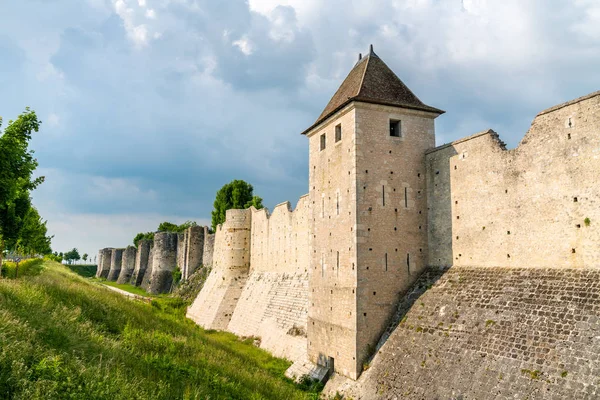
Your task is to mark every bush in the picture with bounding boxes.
[1,258,43,278]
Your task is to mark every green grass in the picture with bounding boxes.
[94,278,156,298]
[0,261,319,399]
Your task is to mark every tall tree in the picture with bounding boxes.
[15,205,52,256]
[82,253,88,263]
[211,180,263,230]
[0,108,44,266]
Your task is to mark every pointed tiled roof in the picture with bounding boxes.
[302,45,444,135]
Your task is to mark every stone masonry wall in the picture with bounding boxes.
[148,232,178,294]
[344,266,600,399]
[187,209,252,330]
[227,197,310,361]
[117,245,137,284]
[202,228,215,267]
[427,92,600,269]
[183,225,204,279]
[96,248,113,278]
[107,248,124,281]
[131,240,152,286]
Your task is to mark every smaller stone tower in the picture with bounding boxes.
[187,209,251,330]
[117,245,137,284]
[107,248,125,281]
[148,232,178,294]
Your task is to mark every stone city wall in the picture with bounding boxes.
[148,232,178,294]
[426,91,600,269]
[202,227,215,267]
[187,209,252,330]
[117,245,137,284]
[131,239,152,286]
[107,248,124,281]
[343,266,600,399]
[96,248,113,278]
[227,197,310,361]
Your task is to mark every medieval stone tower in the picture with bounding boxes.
[303,45,444,379]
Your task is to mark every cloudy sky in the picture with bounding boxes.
[1,0,599,259]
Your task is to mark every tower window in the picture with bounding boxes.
[335,124,342,142]
[320,133,326,150]
[390,119,401,137]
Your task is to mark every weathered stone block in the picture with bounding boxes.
[107,248,124,281]
[147,232,178,294]
[117,245,137,284]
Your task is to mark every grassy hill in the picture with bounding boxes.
[0,260,319,399]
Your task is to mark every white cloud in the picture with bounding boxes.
[146,9,156,19]
[232,35,254,55]
[47,113,60,127]
[113,0,152,47]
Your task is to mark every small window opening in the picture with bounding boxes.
[454,165,457,170]
[574,197,578,202]
[336,193,340,215]
[390,119,401,137]
[568,118,572,128]
[373,291,376,295]
[320,133,326,151]
[385,253,388,271]
[404,187,408,208]
[363,313,367,316]
[568,133,572,140]
[382,185,386,206]
[576,224,581,228]
[572,248,576,254]
[336,251,340,274]
[335,124,342,142]
[407,253,410,274]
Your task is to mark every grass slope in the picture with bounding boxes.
[0,261,318,400]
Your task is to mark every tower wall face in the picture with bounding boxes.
[117,246,137,284]
[131,239,152,286]
[184,225,205,279]
[307,106,359,379]
[187,209,252,330]
[107,248,124,281]
[148,232,178,294]
[97,248,113,278]
[354,103,435,369]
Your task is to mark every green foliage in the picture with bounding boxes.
[82,253,88,262]
[44,254,63,263]
[0,260,314,399]
[172,266,182,287]
[0,108,49,262]
[584,217,591,226]
[1,258,43,278]
[15,206,53,256]
[211,179,264,230]
[63,248,81,265]
[65,263,96,278]
[297,375,325,394]
[561,371,568,378]
[133,231,155,247]
[158,220,197,233]
[133,220,197,247]
[521,369,541,380]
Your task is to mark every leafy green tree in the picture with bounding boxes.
[158,221,197,233]
[63,248,80,265]
[133,232,155,247]
[0,108,45,266]
[211,180,263,230]
[15,206,52,256]
[82,253,88,263]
